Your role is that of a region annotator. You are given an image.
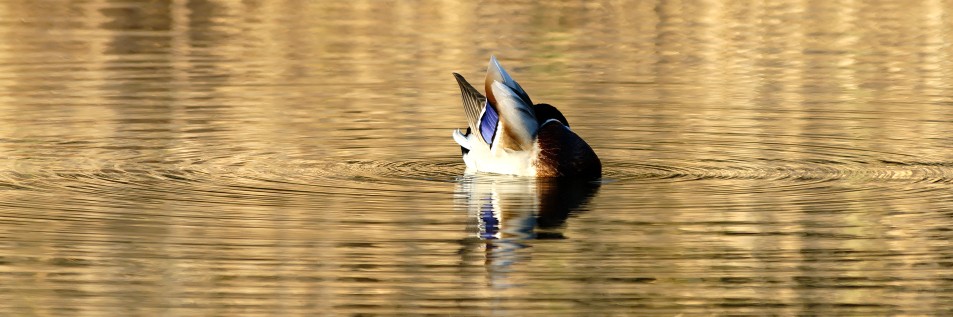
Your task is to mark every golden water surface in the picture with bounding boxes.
[1,0,953,315]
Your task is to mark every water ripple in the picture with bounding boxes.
[3,152,953,208]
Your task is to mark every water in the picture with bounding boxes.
[2,0,953,315]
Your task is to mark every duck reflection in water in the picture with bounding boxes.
[456,175,600,281]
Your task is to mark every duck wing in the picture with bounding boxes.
[485,57,538,152]
[453,73,498,147]
[485,56,533,106]
[489,81,538,151]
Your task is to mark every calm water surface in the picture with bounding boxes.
[2,1,953,315]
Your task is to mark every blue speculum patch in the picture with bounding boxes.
[480,102,498,145]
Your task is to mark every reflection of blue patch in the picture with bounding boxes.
[480,102,498,145]
[479,198,498,239]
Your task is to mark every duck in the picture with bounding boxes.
[452,56,601,179]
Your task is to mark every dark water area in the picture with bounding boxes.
[2,1,953,315]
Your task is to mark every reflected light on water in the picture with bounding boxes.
[0,0,953,315]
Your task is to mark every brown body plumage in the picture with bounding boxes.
[534,121,602,179]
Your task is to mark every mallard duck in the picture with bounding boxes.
[452,56,601,179]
